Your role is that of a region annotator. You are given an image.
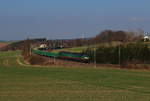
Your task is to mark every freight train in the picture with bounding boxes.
[32,50,90,63]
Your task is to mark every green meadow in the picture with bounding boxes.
[51,46,88,53]
[0,51,150,101]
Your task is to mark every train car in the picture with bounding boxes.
[32,50,59,58]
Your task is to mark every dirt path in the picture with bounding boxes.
[17,56,28,66]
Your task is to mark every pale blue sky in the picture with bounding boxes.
[0,0,150,40]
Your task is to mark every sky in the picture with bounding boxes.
[0,0,150,40]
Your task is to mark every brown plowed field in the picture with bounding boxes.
[0,43,7,48]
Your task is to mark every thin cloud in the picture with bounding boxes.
[130,17,149,22]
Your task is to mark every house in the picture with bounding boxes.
[144,32,150,41]
[39,44,47,48]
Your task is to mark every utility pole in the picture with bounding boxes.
[53,38,56,64]
[118,41,122,66]
[29,44,32,55]
[51,36,56,64]
[82,33,85,39]
[94,45,97,68]
[119,44,121,66]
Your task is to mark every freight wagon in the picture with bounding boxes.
[33,50,59,58]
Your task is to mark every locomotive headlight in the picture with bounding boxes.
[84,57,89,59]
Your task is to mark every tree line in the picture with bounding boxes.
[84,42,150,67]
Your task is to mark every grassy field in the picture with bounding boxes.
[51,42,121,53]
[51,46,88,53]
[0,51,150,101]
[0,41,15,45]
